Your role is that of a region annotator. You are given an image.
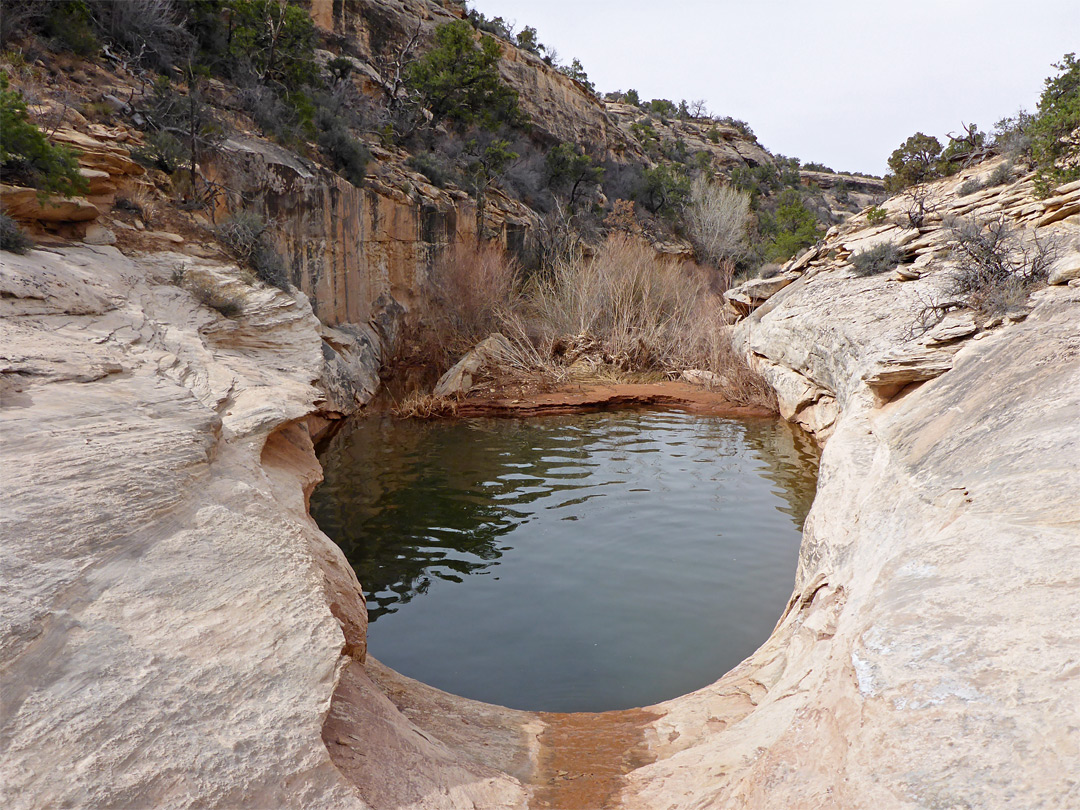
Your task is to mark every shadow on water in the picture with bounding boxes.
[311,409,821,711]
[314,416,614,620]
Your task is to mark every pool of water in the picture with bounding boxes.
[311,409,819,713]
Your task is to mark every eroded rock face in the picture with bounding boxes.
[210,136,535,331]
[4,159,1077,810]
[621,166,1080,808]
[0,247,527,809]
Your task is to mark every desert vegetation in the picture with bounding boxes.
[0,211,34,253]
[944,214,1060,319]
[0,72,86,196]
[851,242,902,277]
[884,53,1078,197]
[414,234,776,410]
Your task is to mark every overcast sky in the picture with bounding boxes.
[467,0,1079,176]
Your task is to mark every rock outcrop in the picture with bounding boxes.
[617,162,1079,808]
[0,247,526,808]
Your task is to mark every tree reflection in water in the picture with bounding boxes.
[311,411,818,623]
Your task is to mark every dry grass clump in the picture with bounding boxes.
[520,234,719,370]
[692,326,779,410]
[391,391,459,419]
[407,233,778,412]
[187,277,243,318]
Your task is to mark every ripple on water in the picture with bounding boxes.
[311,409,819,713]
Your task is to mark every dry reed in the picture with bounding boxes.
[409,233,778,412]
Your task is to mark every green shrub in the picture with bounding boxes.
[558,58,595,95]
[544,143,604,206]
[646,98,678,117]
[0,73,87,196]
[992,111,1035,158]
[958,179,983,197]
[404,19,520,129]
[851,242,901,276]
[716,116,755,140]
[515,26,541,54]
[131,130,186,173]
[987,160,1013,187]
[314,105,369,187]
[227,0,318,91]
[1030,53,1080,195]
[884,132,946,191]
[760,188,820,262]
[44,1,99,57]
[638,164,690,217]
[866,206,888,225]
[0,212,33,253]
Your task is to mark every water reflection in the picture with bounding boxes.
[312,412,819,622]
[312,409,821,710]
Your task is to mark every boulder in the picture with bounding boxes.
[82,223,116,245]
[1047,251,1080,285]
[724,271,801,308]
[433,333,514,397]
[862,345,958,389]
[922,311,977,345]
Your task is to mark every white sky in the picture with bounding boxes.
[467,0,1080,175]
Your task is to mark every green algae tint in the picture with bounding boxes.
[311,410,819,713]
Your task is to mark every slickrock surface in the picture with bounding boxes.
[2,158,1077,810]
[619,163,1080,808]
[0,247,526,809]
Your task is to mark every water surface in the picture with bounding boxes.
[312,410,818,712]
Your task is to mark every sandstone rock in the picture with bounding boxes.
[862,345,957,388]
[78,167,115,195]
[921,310,977,345]
[0,246,527,809]
[725,271,801,306]
[789,245,820,271]
[433,333,514,397]
[1037,202,1080,227]
[49,127,144,178]
[1053,178,1080,195]
[148,230,184,243]
[82,223,117,245]
[1047,251,1080,285]
[211,135,537,328]
[645,168,1080,808]
[1,184,100,222]
[318,322,381,414]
